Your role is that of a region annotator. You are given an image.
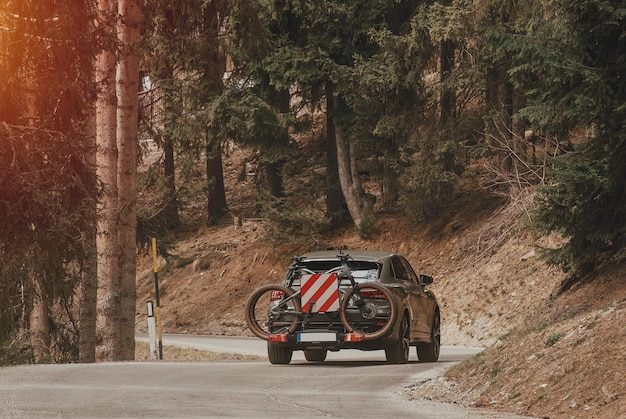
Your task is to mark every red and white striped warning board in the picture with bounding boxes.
[300,273,339,313]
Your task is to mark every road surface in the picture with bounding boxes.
[0,335,532,418]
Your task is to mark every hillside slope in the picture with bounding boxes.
[135,144,625,419]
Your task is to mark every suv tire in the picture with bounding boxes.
[303,349,327,362]
[417,311,440,363]
[385,315,409,364]
[267,342,293,364]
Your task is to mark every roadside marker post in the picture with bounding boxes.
[146,301,158,360]
[151,238,163,360]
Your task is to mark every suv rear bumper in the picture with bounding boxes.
[268,327,399,352]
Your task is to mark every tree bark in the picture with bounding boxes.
[264,161,284,198]
[24,45,50,362]
[206,134,227,224]
[116,0,141,361]
[79,97,98,363]
[380,157,399,210]
[204,2,227,225]
[502,77,514,172]
[440,38,456,125]
[95,0,121,362]
[30,278,50,362]
[325,93,347,228]
[333,97,372,234]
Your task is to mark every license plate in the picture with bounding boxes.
[297,332,337,342]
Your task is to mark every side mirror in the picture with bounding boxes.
[419,274,433,286]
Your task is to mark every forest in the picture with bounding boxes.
[0,0,624,364]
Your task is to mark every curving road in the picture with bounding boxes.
[0,335,530,418]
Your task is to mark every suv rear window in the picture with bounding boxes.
[300,260,381,282]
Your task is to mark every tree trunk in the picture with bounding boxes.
[24,44,50,363]
[264,161,284,198]
[501,77,514,172]
[485,66,498,112]
[261,87,288,199]
[95,0,121,362]
[440,38,456,125]
[30,278,50,362]
[204,1,227,225]
[161,64,180,229]
[79,97,98,364]
[206,134,227,224]
[116,0,141,361]
[333,97,373,235]
[325,93,347,229]
[380,157,399,210]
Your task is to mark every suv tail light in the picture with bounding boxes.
[345,332,365,342]
[268,333,289,342]
[359,288,387,300]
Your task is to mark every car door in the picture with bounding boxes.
[399,256,433,341]
[390,256,422,338]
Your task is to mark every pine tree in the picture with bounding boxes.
[506,0,626,277]
[0,0,96,362]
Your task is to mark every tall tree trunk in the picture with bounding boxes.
[206,134,226,224]
[261,88,289,199]
[485,66,498,112]
[204,1,226,225]
[161,65,180,229]
[501,76,514,172]
[333,97,373,235]
[325,93,347,229]
[117,0,141,361]
[264,162,284,198]
[380,157,399,210]
[95,0,121,362]
[440,38,456,125]
[30,277,50,362]
[79,99,98,363]
[24,54,50,361]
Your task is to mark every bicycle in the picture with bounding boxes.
[244,252,398,342]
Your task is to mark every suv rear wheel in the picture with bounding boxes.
[417,311,440,363]
[303,349,327,362]
[267,342,293,364]
[385,315,409,364]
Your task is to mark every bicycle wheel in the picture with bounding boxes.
[340,283,397,340]
[244,284,301,340]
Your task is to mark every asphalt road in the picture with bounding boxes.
[0,335,531,418]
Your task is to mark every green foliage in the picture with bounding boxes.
[0,0,96,361]
[356,208,378,240]
[256,0,445,229]
[399,126,463,221]
[209,89,293,160]
[534,138,626,273]
[516,0,626,274]
[261,193,330,249]
[0,339,34,367]
[0,125,92,354]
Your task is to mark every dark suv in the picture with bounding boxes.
[245,250,440,364]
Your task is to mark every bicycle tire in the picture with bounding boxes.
[244,284,301,340]
[339,283,397,340]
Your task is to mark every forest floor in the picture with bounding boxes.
[135,140,625,419]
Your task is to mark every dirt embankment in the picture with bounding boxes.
[135,145,625,419]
